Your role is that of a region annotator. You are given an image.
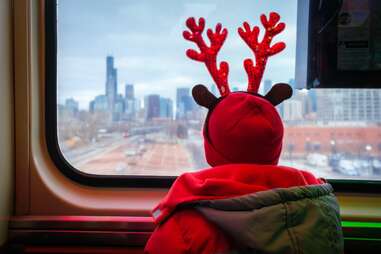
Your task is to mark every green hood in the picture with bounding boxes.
[196,183,344,254]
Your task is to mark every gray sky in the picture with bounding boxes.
[57,0,298,109]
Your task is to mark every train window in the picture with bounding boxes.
[296,0,381,89]
[46,0,381,187]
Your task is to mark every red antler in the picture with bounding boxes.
[183,17,230,97]
[238,12,286,94]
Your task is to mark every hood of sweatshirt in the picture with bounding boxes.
[152,164,322,224]
[151,165,343,254]
[196,183,343,254]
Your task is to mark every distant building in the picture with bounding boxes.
[283,100,303,121]
[89,95,108,113]
[308,89,317,113]
[269,80,290,118]
[105,56,118,114]
[176,88,193,119]
[112,94,125,121]
[124,84,135,119]
[125,83,134,100]
[134,98,141,112]
[124,100,135,119]
[160,98,173,119]
[64,98,79,115]
[316,89,381,122]
[283,125,381,157]
[115,94,125,113]
[88,56,141,122]
[289,89,311,117]
[145,94,161,120]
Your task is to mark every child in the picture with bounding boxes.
[145,13,343,254]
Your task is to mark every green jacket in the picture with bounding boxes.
[196,183,344,254]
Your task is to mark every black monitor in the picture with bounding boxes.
[295,0,381,89]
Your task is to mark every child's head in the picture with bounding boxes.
[193,84,291,166]
[184,12,292,166]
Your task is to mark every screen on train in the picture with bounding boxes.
[56,0,381,180]
[300,0,381,89]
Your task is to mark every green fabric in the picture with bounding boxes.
[197,184,344,254]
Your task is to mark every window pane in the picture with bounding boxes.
[56,0,381,180]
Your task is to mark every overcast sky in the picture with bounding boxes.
[57,0,298,109]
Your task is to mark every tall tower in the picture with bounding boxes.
[125,84,135,118]
[160,98,173,119]
[106,56,114,80]
[105,56,117,113]
[145,94,161,120]
[176,88,193,119]
[125,84,134,100]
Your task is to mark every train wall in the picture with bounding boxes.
[0,0,14,246]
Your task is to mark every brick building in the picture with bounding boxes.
[283,125,381,158]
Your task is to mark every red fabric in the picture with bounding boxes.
[145,208,232,254]
[205,93,283,167]
[145,91,320,254]
[145,165,322,254]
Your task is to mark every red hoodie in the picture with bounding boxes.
[144,164,322,254]
[144,12,345,253]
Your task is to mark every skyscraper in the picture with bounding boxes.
[160,98,173,119]
[64,98,79,116]
[125,84,134,100]
[282,100,303,121]
[145,94,161,120]
[124,84,135,118]
[105,56,118,113]
[176,88,193,119]
[106,56,114,79]
[89,95,108,113]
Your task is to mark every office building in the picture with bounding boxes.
[316,89,381,122]
[105,56,118,113]
[160,98,173,119]
[145,94,161,120]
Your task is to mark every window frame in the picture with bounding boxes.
[45,0,176,187]
[45,0,381,191]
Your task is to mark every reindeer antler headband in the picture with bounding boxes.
[183,12,292,108]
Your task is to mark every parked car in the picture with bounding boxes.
[328,153,342,168]
[307,153,328,167]
[372,159,381,175]
[337,160,359,176]
[353,159,372,177]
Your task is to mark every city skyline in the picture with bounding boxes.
[57,0,298,109]
[61,55,198,123]
[61,54,268,116]
[54,0,381,180]
[61,56,381,126]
